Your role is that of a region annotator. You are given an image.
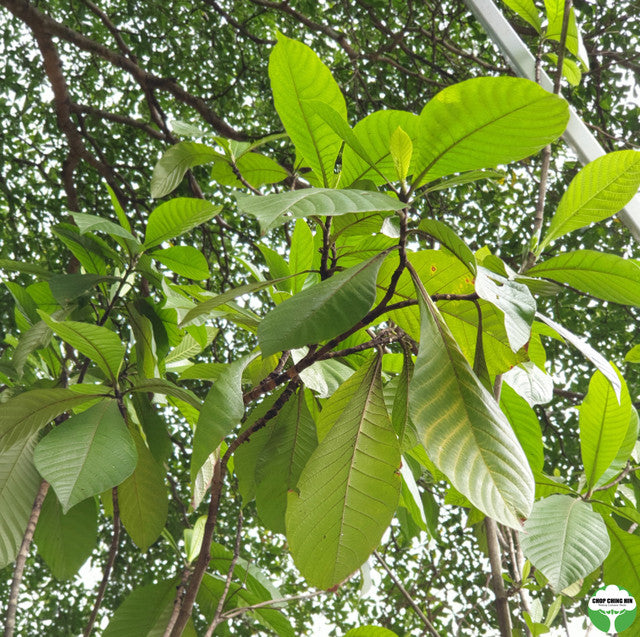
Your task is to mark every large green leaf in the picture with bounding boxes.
[341,110,420,187]
[413,77,568,185]
[39,312,125,383]
[603,517,640,607]
[33,401,137,512]
[236,188,405,233]
[521,495,610,591]
[103,577,196,637]
[391,352,419,454]
[502,0,542,33]
[191,353,255,488]
[345,628,399,637]
[127,377,202,411]
[258,252,388,357]
[0,433,40,569]
[268,32,346,185]
[544,1,588,68]
[286,355,401,588]
[289,219,314,294]
[580,369,631,491]
[152,245,210,280]
[500,384,544,474]
[0,387,110,452]
[475,266,536,352]
[34,493,97,580]
[48,274,118,305]
[536,312,621,400]
[417,219,477,275]
[408,273,534,528]
[595,409,639,489]
[151,141,221,198]
[540,151,640,249]
[210,152,289,188]
[143,198,221,249]
[255,390,318,533]
[71,212,139,243]
[528,250,640,306]
[118,429,168,551]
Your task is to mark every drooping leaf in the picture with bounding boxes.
[528,250,640,306]
[580,368,631,491]
[603,517,640,605]
[39,312,125,383]
[127,377,202,411]
[103,577,196,637]
[143,198,221,249]
[71,212,139,243]
[118,429,168,551]
[268,32,346,185]
[521,495,610,591]
[500,383,544,474]
[48,274,118,305]
[423,169,506,193]
[236,188,405,233]
[408,271,534,528]
[595,408,639,489]
[0,387,110,452]
[502,0,542,33]
[34,493,97,580]
[286,355,401,588]
[475,266,536,352]
[33,401,137,512]
[151,141,221,198]
[152,245,210,280]
[258,251,388,357]
[540,151,640,249]
[391,351,419,453]
[413,77,568,185]
[341,110,420,187]
[536,312,621,400]
[191,353,255,487]
[417,219,477,275]
[255,390,318,533]
[0,433,40,569]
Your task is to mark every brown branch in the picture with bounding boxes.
[70,103,164,139]
[373,550,442,637]
[485,518,512,637]
[4,480,50,637]
[83,488,121,637]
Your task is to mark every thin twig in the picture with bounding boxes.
[83,488,121,637]
[485,518,512,637]
[373,551,442,637]
[4,480,49,637]
[222,589,328,620]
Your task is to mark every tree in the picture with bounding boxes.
[1,1,639,636]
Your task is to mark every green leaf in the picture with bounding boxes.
[39,312,125,383]
[269,33,346,185]
[502,0,542,33]
[342,110,420,187]
[258,244,291,293]
[417,219,477,275]
[413,77,568,185]
[34,493,97,580]
[408,271,534,528]
[391,351,419,453]
[48,273,118,305]
[237,188,405,233]
[544,2,589,69]
[345,627,400,637]
[626,344,640,364]
[503,361,553,406]
[118,429,168,551]
[165,326,218,365]
[475,266,536,352]
[289,219,314,294]
[34,401,137,512]
[5,281,40,324]
[423,169,506,193]
[521,495,610,591]
[286,355,401,589]
[540,151,640,249]
[546,53,582,87]
[258,251,388,357]
[0,387,110,452]
[191,353,255,487]
[580,368,631,491]
[126,377,202,411]
[603,517,640,606]
[0,433,40,569]
[255,390,318,533]
[152,245,210,280]
[0,258,52,278]
[536,312,621,400]
[389,126,413,182]
[143,198,221,249]
[500,384,544,474]
[151,141,221,198]
[71,212,139,243]
[53,225,114,275]
[528,250,640,306]
[210,152,289,188]
[595,408,639,488]
[103,578,196,637]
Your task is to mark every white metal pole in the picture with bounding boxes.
[463,0,640,241]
